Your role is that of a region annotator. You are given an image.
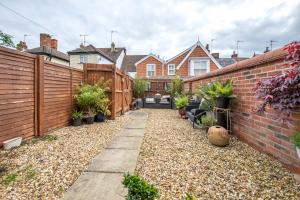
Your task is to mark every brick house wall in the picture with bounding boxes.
[136,56,164,78]
[183,48,300,175]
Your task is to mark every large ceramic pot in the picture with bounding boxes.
[207,126,229,147]
[95,113,105,122]
[216,96,231,109]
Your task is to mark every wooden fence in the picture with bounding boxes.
[84,63,133,119]
[0,47,133,145]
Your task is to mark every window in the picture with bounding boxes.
[189,59,209,76]
[146,64,156,77]
[80,54,88,63]
[168,64,176,75]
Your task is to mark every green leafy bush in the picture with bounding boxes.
[72,110,83,120]
[170,76,182,97]
[175,96,189,109]
[200,114,217,127]
[207,80,234,98]
[291,132,300,148]
[133,78,148,98]
[122,173,160,200]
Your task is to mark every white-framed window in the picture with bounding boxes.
[189,59,209,76]
[168,64,176,75]
[80,54,88,63]
[146,64,156,77]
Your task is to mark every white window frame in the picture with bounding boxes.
[80,54,88,64]
[146,64,156,77]
[189,58,210,76]
[168,64,176,75]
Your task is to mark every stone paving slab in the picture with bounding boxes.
[120,129,145,137]
[63,172,126,200]
[87,148,139,173]
[63,111,148,200]
[107,136,143,150]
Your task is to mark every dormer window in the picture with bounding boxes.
[146,64,156,77]
[168,64,176,75]
[80,54,88,63]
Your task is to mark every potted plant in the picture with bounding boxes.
[133,78,148,108]
[170,76,183,109]
[200,114,217,133]
[175,95,188,118]
[208,80,235,109]
[95,96,111,122]
[74,84,98,125]
[72,110,83,126]
[291,132,300,159]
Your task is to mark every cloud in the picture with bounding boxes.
[0,0,299,59]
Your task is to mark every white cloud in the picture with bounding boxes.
[0,0,299,59]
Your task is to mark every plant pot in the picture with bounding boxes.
[3,137,22,150]
[95,113,105,122]
[216,112,227,129]
[296,147,300,159]
[216,96,231,109]
[178,108,186,118]
[207,126,229,147]
[86,116,94,124]
[72,118,82,126]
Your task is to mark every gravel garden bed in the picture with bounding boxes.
[136,109,300,199]
[0,114,131,200]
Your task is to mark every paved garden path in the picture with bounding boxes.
[63,111,148,200]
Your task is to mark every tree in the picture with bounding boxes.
[0,30,15,48]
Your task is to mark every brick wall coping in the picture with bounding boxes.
[183,48,287,83]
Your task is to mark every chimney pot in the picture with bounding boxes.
[231,51,238,58]
[40,33,51,47]
[111,42,116,52]
[50,39,58,50]
[16,41,28,51]
[264,46,270,53]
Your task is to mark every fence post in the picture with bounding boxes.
[70,68,73,120]
[121,73,125,114]
[111,65,116,119]
[83,63,87,83]
[37,55,45,136]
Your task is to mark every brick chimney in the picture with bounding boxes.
[50,39,58,50]
[212,53,219,59]
[40,33,51,47]
[16,41,28,51]
[231,51,238,58]
[111,42,116,52]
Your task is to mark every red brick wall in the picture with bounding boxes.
[183,48,300,174]
[136,56,163,78]
[165,51,189,77]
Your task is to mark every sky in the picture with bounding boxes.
[0,0,299,59]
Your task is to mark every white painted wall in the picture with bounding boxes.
[127,72,137,78]
[44,56,69,66]
[69,53,113,69]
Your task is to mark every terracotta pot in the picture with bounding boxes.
[207,126,229,147]
[178,108,186,118]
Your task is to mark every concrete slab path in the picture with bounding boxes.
[63,111,147,200]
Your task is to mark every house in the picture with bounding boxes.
[213,51,248,67]
[67,42,126,70]
[27,33,70,66]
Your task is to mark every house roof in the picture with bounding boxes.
[67,44,115,63]
[97,47,126,62]
[134,54,165,66]
[176,41,222,69]
[216,57,249,67]
[121,55,147,72]
[27,46,70,61]
[166,46,192,63]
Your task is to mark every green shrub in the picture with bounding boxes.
[3,173,17,185]
[196,84,216,111]
[72,110,83,120]
[291,132,300,148]
[175,96,189,109]
[122,173,160,200]
[207,80,234,98]
[170,76,182,97]
[200,114,217,127]
[133,78,148,98]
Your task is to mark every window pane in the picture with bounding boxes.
[194,61,207,69]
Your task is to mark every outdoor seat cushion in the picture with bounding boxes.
[145,97,155,103]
